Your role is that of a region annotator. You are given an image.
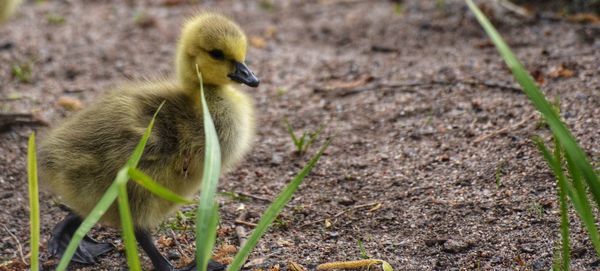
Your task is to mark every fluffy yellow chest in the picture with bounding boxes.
[207,85,255,171]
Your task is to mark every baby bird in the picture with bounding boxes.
[39,12,259,271]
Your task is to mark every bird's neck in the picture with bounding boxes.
[176,46,200,92]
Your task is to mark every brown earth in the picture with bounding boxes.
[1,0,599,270]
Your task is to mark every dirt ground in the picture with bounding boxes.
[1,0,599,270]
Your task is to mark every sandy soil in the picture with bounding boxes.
[1,0,599,270]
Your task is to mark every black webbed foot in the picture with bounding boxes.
[48,213,114,264]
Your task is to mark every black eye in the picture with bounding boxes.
[208,49,225,60]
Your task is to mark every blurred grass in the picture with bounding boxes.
[117,168,141,271]
[27,133,39,271]
[466,0,600,268]
[194,67,222,271]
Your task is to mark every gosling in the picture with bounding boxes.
[39,12,259,271]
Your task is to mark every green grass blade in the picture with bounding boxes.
[128,168,193,204]
[194,66,222,271]
[554,138,570,271]
[535,138,600,258]
[228,139,332,271]
[56,104,165,271]
[538,138,571,270]
[564,151,600,256]
[27,133,40,271]
[128,101,165,167]
[284,119,300,148]
[117,170,141,271]
[557,177,570,271]
[303,125,324,154]
[201,204,219,266]
[465,0,600,208]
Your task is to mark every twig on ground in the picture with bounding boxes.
[2,224,26,264]
[234,220,257,228]
[169,229,191,261]
[315,79,523,97]
[317,259,385,270]
[0,112,48,130]
[300,202,381,228]
[473,113,537,143]
[236,191,272,202]
[235,212,248,247]
[494,0,530,18]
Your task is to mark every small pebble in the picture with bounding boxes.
[271,153,283,165]
[442,239,472,253]
[337,196,355,206]
[167,250,180,260]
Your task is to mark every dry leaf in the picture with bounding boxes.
[213,244,237,264]
[530,69,545,85]
[548,64,575,79]
[288,262,307,271]
[250,36,267,49]
[269,264,281,271]
[322,75,374,91]
[56,96,83,111]
[264,25,277,38]
[368,203,382,212]
[156,235,174,247]
[568,13,600,24]
[217,226,234,237]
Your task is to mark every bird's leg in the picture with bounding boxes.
[135,228,226,271]
[135,228,173,271]
[48,212,114,265]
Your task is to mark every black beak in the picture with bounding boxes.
[228,61,260,87]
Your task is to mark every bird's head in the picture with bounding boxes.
[177,13,259,89]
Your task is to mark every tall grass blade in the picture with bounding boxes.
[464,0,600,207]
[564,151,600,255]
[284,119,300,148]
[27,133,40,271]
[195,66,222,271]
[128,101,165,168]
[557,179,570,271]
[536,138,571,270]
[535,139,600,257]
[555,139,571,271]
[228,138,332,271]
[56,104,165,271]
[117,170,141,271]
[128,168,193,204]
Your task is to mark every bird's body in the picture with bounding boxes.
[39,80,254,228]
[39,12,260,270]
